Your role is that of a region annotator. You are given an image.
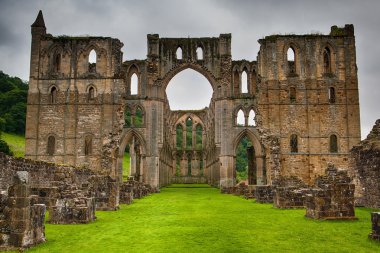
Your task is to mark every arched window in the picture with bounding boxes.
[329,87,336,104]
[196,124,203,149]
[186,117,193,149]
[241,69,248,93]
[134,106,143,127]
[88,86,95,101]
[47,135,55,155]
[50,87,57,104]
[88,49,97,73]
[290,134,298,153]
[54,53,61,72]
[329,134,338,153]
[287,47,296,75]
[196,47,203,60]
[289,87,296,103]
[176,47,183,60]
[323,47,331,74]
[237,109,245,126]
[124,106,132,127]
[176,124,183,149]
[130,73,138,95]
[248,110,256,126]
[84,135,93,156]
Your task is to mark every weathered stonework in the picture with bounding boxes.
[0,152,118,211]
[273,176,309,208]
[48,184,95,224]
[254,185,274,203]
[369,212,380,241]
[0,171,46,250]
[305,165,356,220]
[350,119,380,208]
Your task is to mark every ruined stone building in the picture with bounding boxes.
[25,11,361,188]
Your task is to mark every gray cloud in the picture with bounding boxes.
[0,0,379,138]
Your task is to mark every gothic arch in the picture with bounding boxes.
[160,63,218,91]
[233,129,264,157]
[319,41,337,74]
[118,129,147,158]
[283,42,301,76]
[233,129,266,185]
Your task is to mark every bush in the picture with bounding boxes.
[0,139,13,156]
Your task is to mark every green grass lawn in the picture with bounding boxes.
[122,152,130,181]
[24,184,379,253]
[0,132,25,157]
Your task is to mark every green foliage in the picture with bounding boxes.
[0,139,13,155]
[186,117,192,149]
[0,132,25,157]
[195,124,202,150]
[176,125,183,149]
[24,185,380,253]
[134,107,143,127]
[124,107,131,127]
[0,71,28,135]
[235,136,252,173]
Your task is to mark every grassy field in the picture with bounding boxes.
[23,184,379,253]
[0,132,25,157]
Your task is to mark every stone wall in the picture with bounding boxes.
[0,171,46,250]
[119,177,157,205]
[272,176,308,208]
[0,152,118,211]
[350,119,380,208]
[305,165,356,220]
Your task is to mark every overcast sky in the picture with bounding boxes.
[0,0,379,139]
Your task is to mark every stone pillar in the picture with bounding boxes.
[7,171,46,248]
[219,155,234,187]
[256,156,265,185]
[130,140,136,176]
[369,212,380,241]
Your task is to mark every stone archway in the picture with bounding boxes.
[116,129,147,183]
[233,129,266,185]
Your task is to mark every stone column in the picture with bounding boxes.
[7,171,46,248]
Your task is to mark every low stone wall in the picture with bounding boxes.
[220,182,255,199]
[48,184,96,224]
[119,177,158,205]
[350,119,380,208]
[305,165,356,220]
[0,171,46,250]
[254,185,274,203]
[88,176,119,211]
[273,187,309,209]
[171,176,207,184]
[369,212,380,241]
[0,153,119,211]
[272,176,309,208]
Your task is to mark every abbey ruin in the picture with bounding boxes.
[24,11,361,189]
[4,10,380,250]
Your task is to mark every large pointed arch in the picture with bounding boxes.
[161,63,218,91]
[233,129,264,157]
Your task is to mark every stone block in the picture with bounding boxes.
[369,212,380,241]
